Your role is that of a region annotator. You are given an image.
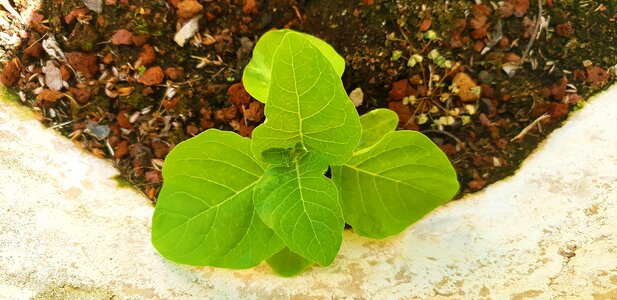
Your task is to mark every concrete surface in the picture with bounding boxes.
[1,84,617,299]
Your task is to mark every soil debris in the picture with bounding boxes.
[0,0,615,200]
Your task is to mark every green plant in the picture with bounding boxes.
[151,29,459,276]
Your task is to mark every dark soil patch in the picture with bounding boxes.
[1,0,616,200]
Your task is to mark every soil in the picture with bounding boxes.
[1,0,616,200]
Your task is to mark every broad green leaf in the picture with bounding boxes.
[247,30,361,165]
[267,247,314,277]
[332,131,459,239]
[151,130,284,268]
[357,108,399,151]
[243,29,345,103]
[254,152,344,266]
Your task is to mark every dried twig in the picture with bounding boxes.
[511,113,550,142]
[0,0,25,24]
[520,0,543,64]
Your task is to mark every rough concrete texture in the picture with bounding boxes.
[1,84,617,299]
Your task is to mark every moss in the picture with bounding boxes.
[0,86,34,121]
[122,88,151,109]
[110,174,132,188]
[0,85,20,103]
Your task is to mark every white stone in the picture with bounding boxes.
[81,0,102,13]
[174,16,201,47]
[1,85,617,298]
[42,61,63,91]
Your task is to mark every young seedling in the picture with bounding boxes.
[151,29,459,276]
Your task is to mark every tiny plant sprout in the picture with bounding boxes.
[150,29,459,277]
[407,54,423,67]
[408,57,417,67]
[423,30,437,40]
[412,54,423,63]
[471,86,482,98]
[392,50,403,61]
[434,56,447,67]
[428,49,440,60]
[417,113,429,125]
[439,115,456,126]
[461,115,471,126]
[465,104,477,115]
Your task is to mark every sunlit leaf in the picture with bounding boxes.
[254,152,344,266]
[267,247,314,277]
[356,108,399,150]
[245,30,361,165]
[151,130,284,268]
[332,131,459,239]
[243,29,345,103]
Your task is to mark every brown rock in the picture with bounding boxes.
[116,110,133,129]
[132,34,149,46]
[440,144,458,156]
[67,52,98,79]
[499,37,510,48]
[177,0,203,18]
[532,102,569,121]
[523,16,535,38]
[105,0,117,5]
[114,140,130,159]
[29,12,48,34]
[471,24,489,39]
[65,8,89,24]
[59,64,72,81]
[244,101,264,122]
[1,60,20,87]
[503,52,521,63]
[389,79,413,101]
[200,118,214,130]
[111,29,134,45]
[137,66,164,86]
[556,22,574,37]
[469,178,487,190]
[214,105,238,121]
[24,37,44,58]
[103,53,114,64]
[473,40,485,53]
[495,138,508,150]
[242,0,258,14]
[151,141,170,159]
[585,66,610,87]
[453,72,480,102]
[227,82,251,109]
[186,124,199,136]
[164,67,184,81]
[480,84,494,99]
[419,17,432,32]
[388,101,411,127]
[138,44,156,66]
[36,89,66,103]
[542,78,567,101]
[145,170,163,183]
[512,0,530,17]
[497,1,515,18]
[69,87,92,104]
